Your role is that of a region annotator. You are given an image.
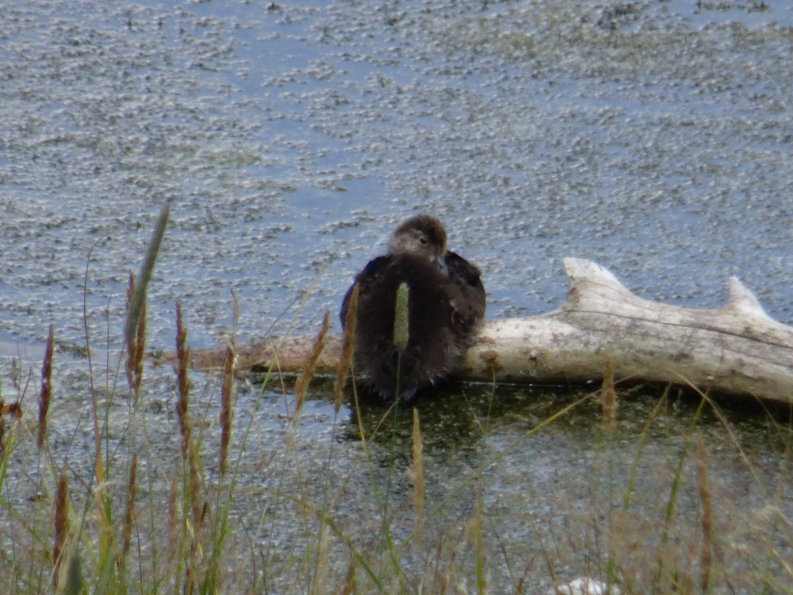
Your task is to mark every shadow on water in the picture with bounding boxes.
[254,370,793,469]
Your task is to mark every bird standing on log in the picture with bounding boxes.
[340,215,486,402]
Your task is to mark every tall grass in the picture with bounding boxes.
[2,335,792,593]
[0,206,791,593]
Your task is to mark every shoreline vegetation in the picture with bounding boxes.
[1,206,791,593]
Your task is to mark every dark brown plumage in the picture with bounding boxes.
[340,215,485,402]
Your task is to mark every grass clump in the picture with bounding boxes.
[1,330,792,594]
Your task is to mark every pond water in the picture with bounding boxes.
[1,0,792,591]
[2,0,792,349]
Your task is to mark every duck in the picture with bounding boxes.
[340,214,485,402]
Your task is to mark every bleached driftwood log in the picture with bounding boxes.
[177,258,793,405]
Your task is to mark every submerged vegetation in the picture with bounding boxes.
[0,210,792,594]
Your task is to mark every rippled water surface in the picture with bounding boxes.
[2,0,792,348]
[2,0,792,591]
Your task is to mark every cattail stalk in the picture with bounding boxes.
[174,302,202,542]
[219,345,235,476]
[334,283,359,412]
[38,324,54,449]
[125,271,146,393]
[392,283,410,398]
[393,282,410,352]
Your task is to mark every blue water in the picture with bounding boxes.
[1,0,791,351]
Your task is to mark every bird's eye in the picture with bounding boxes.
[419,236,428,245]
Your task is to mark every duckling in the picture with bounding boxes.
[340,215,485,402]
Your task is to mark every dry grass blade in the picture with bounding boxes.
[219,345,235,476]
[167,473,178,574]
[38,323,54,450]
[122,453,138,558]
[0,398,16,457]
[695,436,714,592]
[408,407,425,542]
[294,311,330,416]
[175,301,192,462]
[0,401,21,418]
[53,473,69,580]
[339,555,358,595]
[334,282,359,412]
[0,401,22,460]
